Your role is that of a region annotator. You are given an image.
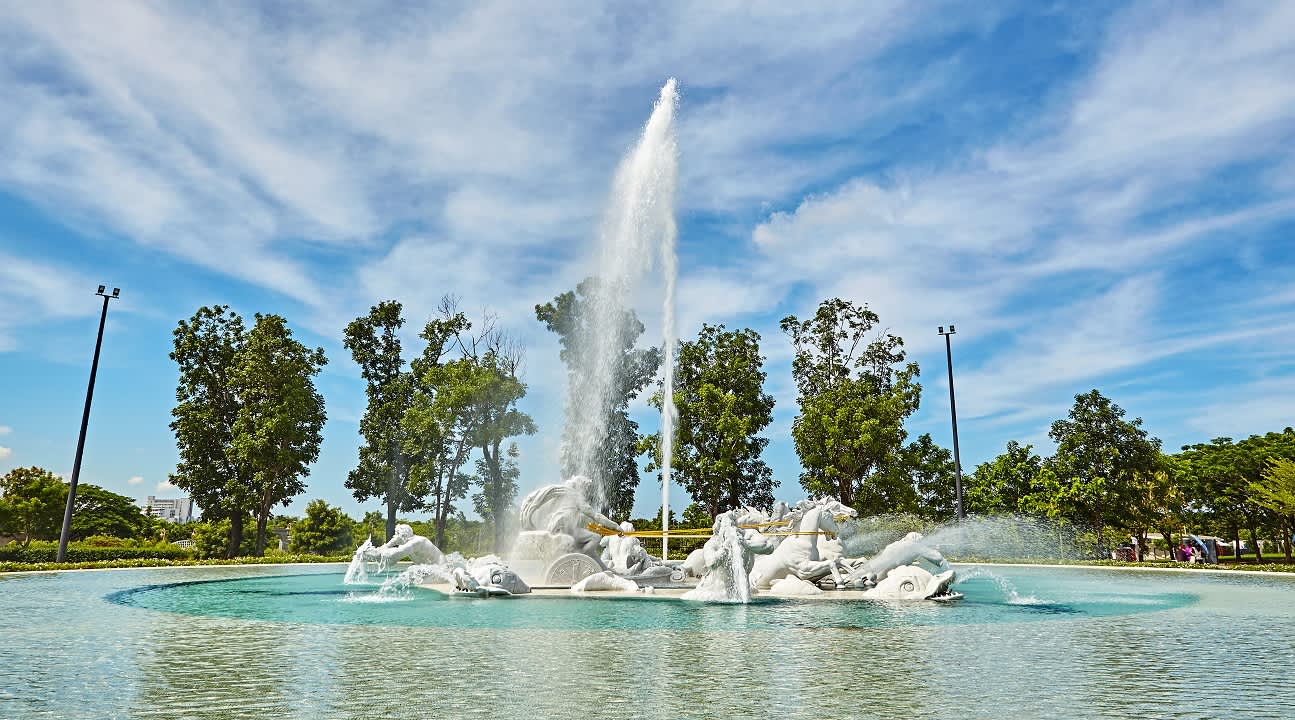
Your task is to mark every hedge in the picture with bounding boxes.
[0,544,195,563]
[0,553,351,573]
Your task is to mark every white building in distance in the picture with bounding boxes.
[144,496,195,523]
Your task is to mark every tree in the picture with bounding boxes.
[965,441,1044,515]
[780,298,921,513]
[536,277,661,519]
[343,301,420,542]
[1252,457,1295,560]
[472,443,522,553]
[290,500,354,555]
[0,467,67,545]
[229,314,328,556]
[469,337,536,555]
[169,305,252,558]
[902,433,958,521]
[642,324,776,518]
[1046,389,1161,553]
[402,302,489,548]
[70,485,150,540]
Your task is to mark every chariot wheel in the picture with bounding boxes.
[545,553,603,586]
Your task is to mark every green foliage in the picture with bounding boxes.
[1042,389,1161,549]
[69,485,150,541]
[169,305,252,556]
[644,323,776,518]
[0,467,68,544]
[536,277,661,519]
[966,441,1045,515]
[0,553,350,573]
[473,443,523,554]
[290,500,354,555]
[171,307,327,558]
[354,511,387,544]
[343,301,420,542]
[191,517,256,559]
[0,541,193,563]
[680,502,714,529]
[1253,457,1295,516]
[781,298,921,514]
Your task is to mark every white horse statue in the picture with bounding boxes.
[749,497,857,589]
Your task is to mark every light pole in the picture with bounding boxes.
[938,325,965,521]
[57,285,119,562]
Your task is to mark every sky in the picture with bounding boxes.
[1,1,1293,523]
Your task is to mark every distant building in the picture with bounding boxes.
[144,496,195,523]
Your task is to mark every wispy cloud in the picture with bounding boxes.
[128,475,143,486]
[156,479,175,492]
[0,425,10,435]
[0,447,11,460]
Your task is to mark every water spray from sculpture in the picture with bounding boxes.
[566,78,680,534]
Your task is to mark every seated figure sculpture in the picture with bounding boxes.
[513,476,622,561]
[365,523,444,572]
[600,522,657,576]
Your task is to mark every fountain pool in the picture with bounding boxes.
[4,564,1294,718]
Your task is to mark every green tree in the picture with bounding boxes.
[1045,389,1161,552]
[69,485,150,540]
[902,433,958,521]
[169,305,253,558]
[290,500,354,555]
[229,314,328,556]
[402,303,487,548]
[642,324,775,518]
[472,443,522,553]
[343,301,420,542]
[965,441,1044,515]
[1252,457,1295,560]
[780,298,921,513]
[0,467,67,545]
[470,343,535,554]
[354,510,386,544]
[536,277,661,519]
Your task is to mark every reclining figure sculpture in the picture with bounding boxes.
[364,523,445,572]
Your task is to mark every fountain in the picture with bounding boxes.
[340,79,963,604]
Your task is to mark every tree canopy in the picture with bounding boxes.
[645,323,776,519]
[781,298,921,513]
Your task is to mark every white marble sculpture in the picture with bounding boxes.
[512,476,621,562]
[843,531,950,586]
[452,562,532,596]
[748,498,857,589]
[365,524,445,572]
[683,511,775,602]
[601,521,654,575]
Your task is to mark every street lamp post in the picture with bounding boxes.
[57,285,120,563]
[938,325,965,521]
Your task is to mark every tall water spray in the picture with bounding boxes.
[566,79,679,547]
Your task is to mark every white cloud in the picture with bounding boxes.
[0,446,11,460]
[0,425,10,435]
[156,479,175,492]
[128,475,143,486]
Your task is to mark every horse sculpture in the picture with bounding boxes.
[748,498,857,589]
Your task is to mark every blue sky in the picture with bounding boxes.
[2,1,1293,522]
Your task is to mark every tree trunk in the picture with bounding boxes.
[1156,527,1174,561]
[227,513,244,559]
[255,511,269,557]
[1284,517,1293,560]
[386,502,397,543]
[1229,519,1241,560]
[1249,522,1263,562]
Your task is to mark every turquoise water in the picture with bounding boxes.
[3,564,1294,718]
